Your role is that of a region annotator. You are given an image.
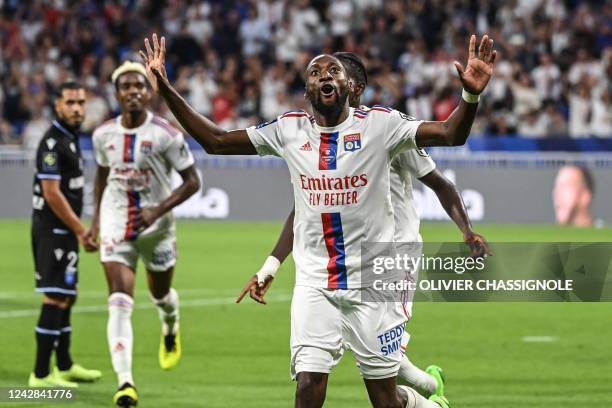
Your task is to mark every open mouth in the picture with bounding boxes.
[321,84,335,96]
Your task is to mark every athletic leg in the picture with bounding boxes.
[147,267,178,336]
[33,295,68,378]
[295,372,329,408]
[104,261,136,386]
[147,267,181,369]
[291,287,342,408]
[364,377,440,408]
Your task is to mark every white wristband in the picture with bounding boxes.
[462,88,480,103]
[256,256,281,285]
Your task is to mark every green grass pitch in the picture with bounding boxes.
[0,220,611,407]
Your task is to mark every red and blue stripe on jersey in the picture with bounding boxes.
[123,133,137,163]
[280,110,308,119]
[318,131,347,288]
[124,190,141,241]
[321,212,348,289]
[353,108,369,119]
[319,131,339,170]
[370,105,392,113]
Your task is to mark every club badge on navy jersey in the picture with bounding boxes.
[140,141,153,155]
[343,133,361,152]
[42,152,58,172]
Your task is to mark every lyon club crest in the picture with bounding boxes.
[140,141,153,154]
[343,133,361,152]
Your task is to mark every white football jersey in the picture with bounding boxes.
[389,148,436,243]
[247,106,423,289]
[358,106,436,243]
[92,112,195,241]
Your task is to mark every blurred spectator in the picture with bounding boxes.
[239,5,271,57]
[189,64,218,116]
[1,0,611,148]
[568,80,593,138]
[531,54,561,100]
[590,87,612,138]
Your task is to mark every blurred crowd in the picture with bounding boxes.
[0,0,611,148]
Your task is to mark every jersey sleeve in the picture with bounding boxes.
[245,117,284,157]
[383,109,424,158]
[164,132,195,171]
[36,136,62,180]
[92,128,109,167]
[396,148,436,178]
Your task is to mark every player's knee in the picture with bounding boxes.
[149,287,177,311]
[108,292,134,317]
[295,373,327,404]
[43,293,71,309]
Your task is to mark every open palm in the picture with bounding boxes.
[139,33,168,93]
[454,34,497,95]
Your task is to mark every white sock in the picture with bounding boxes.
[398,385,439,408]
[151,288,179,335]
[107,292,134,386]
[398,356,437,396]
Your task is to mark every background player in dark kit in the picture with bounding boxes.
[29,81,100,387]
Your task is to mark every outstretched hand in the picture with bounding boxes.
[236,275,275,305]
[454,34,497,95]
[464,231,492,258]
[140,33,168,93]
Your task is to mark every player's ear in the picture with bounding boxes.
[355,82,366,97]
[53,97,62,116]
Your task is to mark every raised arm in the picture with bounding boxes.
[416,34,497,147]
[140,34,256,155]
[418,169,490,257]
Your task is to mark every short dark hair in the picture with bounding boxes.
[576,165,595,194]
[55,81,84,99]
[333,52,368,85]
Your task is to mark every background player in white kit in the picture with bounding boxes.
[89,62,200,407]
[142,33,496,408]
[237,52,491,400]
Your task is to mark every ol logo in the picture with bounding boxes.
[344,133,361,152]
[140,141,153,154]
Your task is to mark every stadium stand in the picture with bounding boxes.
[0,0,610,150]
